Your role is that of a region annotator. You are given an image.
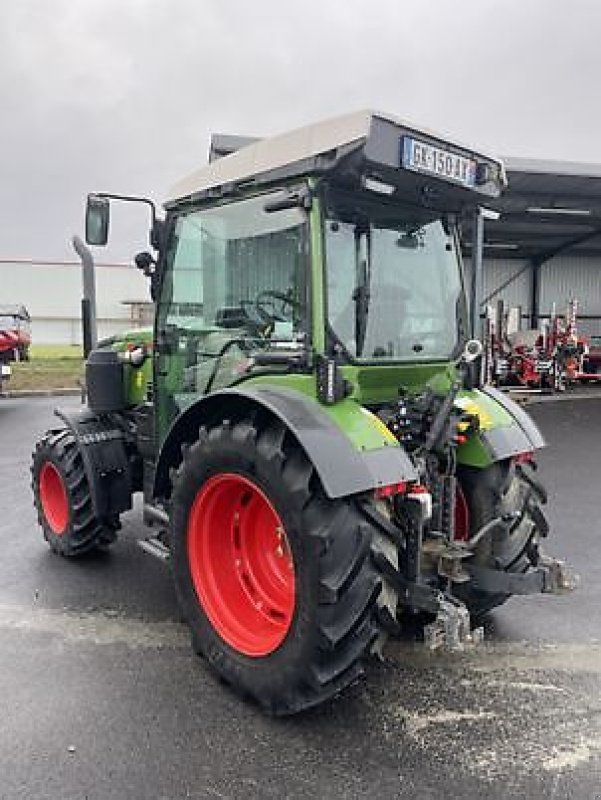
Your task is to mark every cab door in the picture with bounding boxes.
[154,192,310,448]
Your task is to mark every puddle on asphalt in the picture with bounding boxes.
[365,640,601,782]
[2,601,601,783]
[0,602,188,648]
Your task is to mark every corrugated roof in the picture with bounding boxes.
[504,156,601,180]
[465,157,601,261]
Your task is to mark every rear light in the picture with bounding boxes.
[514,451,534,465]
[374,482,407,499]
[374,482,433,520]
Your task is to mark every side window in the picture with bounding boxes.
[157,191,309,420]
[325,221,359,355]
[167,215,205,317]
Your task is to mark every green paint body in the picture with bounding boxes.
[245,368,529,466]
[108,328,535,470]
[102,176,540,471]
[106,328,153,407]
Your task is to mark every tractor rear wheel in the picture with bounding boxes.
[32,429,118,556]
[455,459,547,618]
[170,417,382,716]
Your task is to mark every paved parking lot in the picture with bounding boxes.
[1,395,600,799]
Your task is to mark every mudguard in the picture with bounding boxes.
[480,385,545,448]
[54,408,132,518]
[154,385,418,501]
[456,386,545,468]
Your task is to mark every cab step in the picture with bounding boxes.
[138,533,171,562]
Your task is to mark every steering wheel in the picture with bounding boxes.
[255,290,298,323]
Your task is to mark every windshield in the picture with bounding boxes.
[324,193,466,362]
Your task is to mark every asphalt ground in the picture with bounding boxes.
[1,395,600,799]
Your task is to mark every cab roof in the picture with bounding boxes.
[166,109,506,209]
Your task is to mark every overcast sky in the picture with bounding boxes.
[2,0,601,263]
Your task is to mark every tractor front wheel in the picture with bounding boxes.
[455,459,547,618]
[32,429,118,556]
[170,418,381,715]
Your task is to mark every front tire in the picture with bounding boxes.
[32,429,118,556]
[455,459,547,618]
[171,417,381,716]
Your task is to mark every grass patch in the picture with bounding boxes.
[8,345,83,391]
[30,344,83,360]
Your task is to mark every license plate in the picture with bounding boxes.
[402,137,477,188]
[1,365,11,376]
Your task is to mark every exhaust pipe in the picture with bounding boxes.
[72,235,98,357]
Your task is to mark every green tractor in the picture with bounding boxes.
[31,111,574,715]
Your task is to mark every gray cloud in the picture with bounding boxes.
[1,0,600,262]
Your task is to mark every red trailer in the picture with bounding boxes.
[578,335,601,381]
[0,305,31,390]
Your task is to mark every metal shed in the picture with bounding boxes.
[464,157,601,336]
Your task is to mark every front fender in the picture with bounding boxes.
[54,408,133,518]
[154,385,417,501]
[456,386,545,468]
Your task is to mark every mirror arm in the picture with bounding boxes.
[94,193,163,250]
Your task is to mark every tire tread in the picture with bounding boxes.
[170,414,384,715]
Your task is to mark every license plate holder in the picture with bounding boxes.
[402,136,477,188]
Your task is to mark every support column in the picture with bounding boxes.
[530,259,541,329]
[470,209,485,338]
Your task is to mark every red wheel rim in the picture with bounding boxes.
[39,462,69,535]
[187,473,296,657]
[454,486,470,542]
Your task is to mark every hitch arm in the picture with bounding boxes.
[465,556,578,596]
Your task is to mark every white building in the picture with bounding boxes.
[0,258,150,344]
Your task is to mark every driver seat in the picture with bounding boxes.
[214,306,250,329]
[363,284,410,357]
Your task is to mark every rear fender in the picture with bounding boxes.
[153,385,418,501]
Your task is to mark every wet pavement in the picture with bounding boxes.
[1,395,600,799]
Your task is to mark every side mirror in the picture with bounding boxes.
[85,195,110,246]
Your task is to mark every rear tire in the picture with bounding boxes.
[455,460,546,618]
[170,417,382,716]
[32,429,118,557]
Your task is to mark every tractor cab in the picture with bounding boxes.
[150,111,506,437]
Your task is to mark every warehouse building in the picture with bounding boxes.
[2,156,601,345]
[465,156,601,338]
